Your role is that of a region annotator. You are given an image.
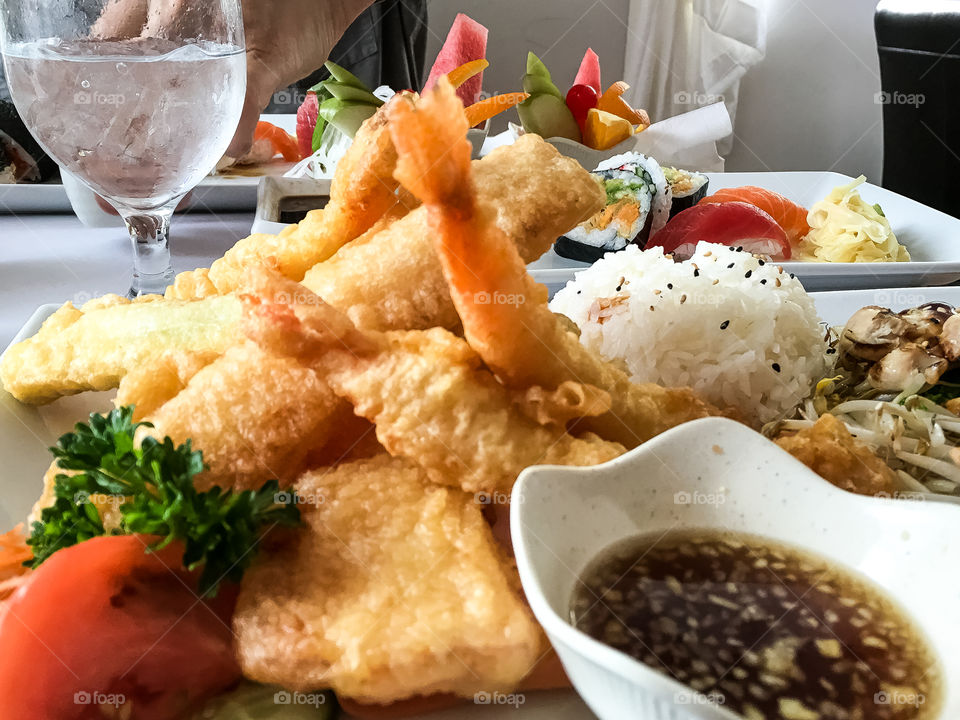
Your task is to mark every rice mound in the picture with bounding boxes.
[549,242,828,425]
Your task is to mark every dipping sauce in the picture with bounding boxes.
[570,530,941,719]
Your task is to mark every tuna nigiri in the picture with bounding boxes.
[699,186,810,246]
[648,201,791,261]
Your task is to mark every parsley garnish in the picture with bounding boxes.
[27,406,300,595]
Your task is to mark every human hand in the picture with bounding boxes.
[93,0,375,157]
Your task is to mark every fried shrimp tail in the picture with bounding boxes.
[389,78,719,447]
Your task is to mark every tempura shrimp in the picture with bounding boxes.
[388,79,720,447]
[242,269,624,494]
[166,96,416,300]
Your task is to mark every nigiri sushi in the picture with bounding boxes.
[555,152,671,263]
[699,186,810,246]
[647,201,791,261]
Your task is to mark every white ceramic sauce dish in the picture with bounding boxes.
[511,417,960,720]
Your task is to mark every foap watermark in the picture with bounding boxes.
[274,491,325,507]
[74,491,125,511]
[273,290,326,306]
[272,88,309,109]
[674,690,725,707]
[674,490,726,507]
[875,490,927,502]
[874,91,925,108]
[474,490,521,506]
[473,291,525,306]
[274,690,327,707]
[674,90,725,106]
[474,691,525,708]
[74,690,126,708]
[74,91,125,106]
[875,689,926,709]
[873,290,927,308]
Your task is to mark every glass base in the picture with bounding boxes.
[128,267,175,298]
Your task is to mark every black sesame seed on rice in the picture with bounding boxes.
[667,283,673,290]
[720,320,730,330]
[745,270,753,279]
[772,363,781,373]
[760,279,767,285]
[727,263,735,269]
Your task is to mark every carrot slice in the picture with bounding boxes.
[444,58,489,90]
[0,525,31,601]
[464,92,529,127]
[254,120,302,162]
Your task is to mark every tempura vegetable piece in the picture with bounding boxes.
[166,97,413,300]
[0,525,31,601]
[234,455,544,701]
[301,134,604,331]
[244,270,624,493]
[143,342,351,492]
[388,79,718,447]
[0,295,241,404]
[776,414,898,497]
[116,352,216,421]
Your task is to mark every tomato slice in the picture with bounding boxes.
[565,84,599,134]
[0,535,240,720]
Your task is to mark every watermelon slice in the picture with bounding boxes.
[574,48,601,95]
[296,92,319,158]
[423,13,489,105]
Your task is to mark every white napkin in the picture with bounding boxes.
[623,0,767,155]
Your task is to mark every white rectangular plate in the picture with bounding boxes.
[0,115,299,214]
[530,171,960,294]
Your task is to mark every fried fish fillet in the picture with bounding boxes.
[1,294,241,404]
[143,341,352,492]
[301,134,604,331]
[776,414,897,496]
[234,455,544,702]
[244,271,624,494]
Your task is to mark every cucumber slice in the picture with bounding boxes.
[517,93,581,142]
[318,99,378,139]
[322,82,383,105]
[323,61,369,90]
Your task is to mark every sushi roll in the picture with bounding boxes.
[555,152,671,263]
[0,93,57,183]
[662,166,708,217]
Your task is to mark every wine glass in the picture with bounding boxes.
[0,0,245,296]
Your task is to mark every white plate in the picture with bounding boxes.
[0,115,299,214]
[6,285,960,717]
[0,304,595,720]
[530,171,960,294]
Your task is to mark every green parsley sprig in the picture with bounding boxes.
[27,406,300,595]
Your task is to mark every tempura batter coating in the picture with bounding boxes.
[144,341,350,492]
[389,80,719,448]
[301,134,604,331]
[244,270,624,493]
[165,99,412,300]
[234,455,544,702]
[776,414,897,496]
[1,294,241,404]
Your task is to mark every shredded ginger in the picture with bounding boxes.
[798,176,910,263]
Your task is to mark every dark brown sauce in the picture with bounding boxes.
[571,530,941,719]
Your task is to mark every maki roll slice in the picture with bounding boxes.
[0,97,57,183]
[662,166,708,217]
[555,152,671,263]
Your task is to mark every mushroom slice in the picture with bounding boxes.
[940,313,960,362]
[868,344,948,391]
[900,302,956,343]
[840,306,910,361]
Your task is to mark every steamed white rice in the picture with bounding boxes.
[549,242,829,425]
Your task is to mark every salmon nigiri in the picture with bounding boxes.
[700,186,810,246]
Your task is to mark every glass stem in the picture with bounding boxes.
[123,208,175,297]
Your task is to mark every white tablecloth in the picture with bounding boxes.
[0,212,254,348]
